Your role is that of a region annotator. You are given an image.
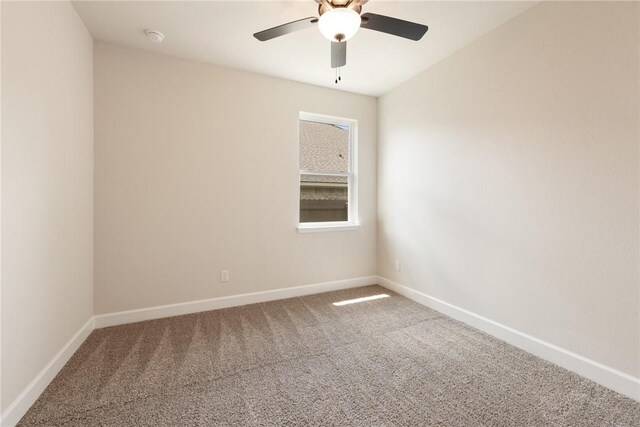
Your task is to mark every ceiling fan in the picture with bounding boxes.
[253,0,428,82]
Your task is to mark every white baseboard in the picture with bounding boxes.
[5,275,635,427]
[1,317,95,427]
[377,276,640,402]
[94,276,378,328]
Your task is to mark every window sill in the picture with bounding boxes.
[297,223,360,233]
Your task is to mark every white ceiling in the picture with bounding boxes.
[73,1,537,96]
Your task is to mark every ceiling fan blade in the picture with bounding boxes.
[360,13,428,41]
[331,41,346,68]
[253,17,317,41]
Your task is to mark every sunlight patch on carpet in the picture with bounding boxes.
[332,294,390,306]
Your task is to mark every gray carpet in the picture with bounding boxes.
[18,285,640,426]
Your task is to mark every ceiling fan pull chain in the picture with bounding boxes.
[335,68,338,84]
[338,67,341,81]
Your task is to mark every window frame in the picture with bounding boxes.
[297,111,359,233]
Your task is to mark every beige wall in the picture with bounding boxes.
[1,1,94,411]
[378,1,639,377]
[94,42,377,314]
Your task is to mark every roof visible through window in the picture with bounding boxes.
[299,120,349,175]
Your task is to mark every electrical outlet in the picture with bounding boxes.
[220,270,229,282]
[394,260,402,272]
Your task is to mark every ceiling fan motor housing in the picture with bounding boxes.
[318,0,363,17]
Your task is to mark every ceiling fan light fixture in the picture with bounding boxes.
[318,7,361,42]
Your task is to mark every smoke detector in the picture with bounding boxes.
[144,29,164,43]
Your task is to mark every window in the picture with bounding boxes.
[298,112,358,232]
